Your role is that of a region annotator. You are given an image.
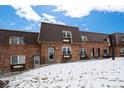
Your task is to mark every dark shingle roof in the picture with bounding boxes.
[39,22,82,43]
[0,29,39,45]
[81,31,109,43]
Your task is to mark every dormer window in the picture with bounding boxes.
[104,38,109,42]
[121,37,124,42]
[9,36,25,45]
[81,35,87,42]
[62,31,71,38]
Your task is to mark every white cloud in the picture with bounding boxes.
[10,22,15,26]
[11,5,65,25]
[53,0,124,18]
[82,24,86,27]
[42,13,65,25]
[11,5,41,22]
[83,28,89,31]
[24,23,40,31]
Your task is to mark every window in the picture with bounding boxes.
[34,56,40,66]
[103,48,109,54]
[104,38,110,42]
[11,55,25,65]
[80,48,86,55]
[9,36,24,45]
[120,48,124,55]
[62,47,71,55]
[81,35,87,41]
[62,31,71,38]
[121,37,124,42]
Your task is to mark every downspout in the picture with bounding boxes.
[115,33,118,45]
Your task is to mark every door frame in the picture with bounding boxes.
[34,56,40,67]
[48,48,55,61]
[90,48,95,58]
[96,48,100,57]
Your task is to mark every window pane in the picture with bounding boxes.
[62,31,71,38]
[19,37,24,45]
[11,56,18,64]
[34,56,40,62]
[62,32,66,37]
[19,56,25,64]
[67,48,71,54]
[67,32,71,37]
[80,48,86,54]
[120,48,124,54]
[62,48,66,54]
[11,37,18,45]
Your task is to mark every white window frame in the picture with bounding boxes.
[62,31,72,38]
[34,56,40,66]
[62,47,71,55]
[9,36,24,45]
[80,48,86,55]
[48,48,55,60]
[103,48,109,54]
[104,38,110,43]
[10,55,25,65]
[81,35,87,41]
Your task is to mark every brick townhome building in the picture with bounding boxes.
[0,30,40,72]
[109,33,124,57]
[0,22,123,72]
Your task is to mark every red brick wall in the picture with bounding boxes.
[40,42,81,63]
[81,42,109,58]
[0,41,110,72]
[0,45,40,72]
[40,42,110,64]
[109,46,124,57]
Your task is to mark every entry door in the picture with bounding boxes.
[48,48,54,60]
[34,56,40,67]
[96,48,100,57]
[98,48,100,57]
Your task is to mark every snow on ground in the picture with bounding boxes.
[1,58,124,88]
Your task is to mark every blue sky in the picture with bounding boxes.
[0,5,124,34]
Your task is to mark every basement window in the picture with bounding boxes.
[10,55,25,65]
[9,36,25,45]
[62,47,71,55]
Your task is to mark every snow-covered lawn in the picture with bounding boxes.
[1,58,124,88]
